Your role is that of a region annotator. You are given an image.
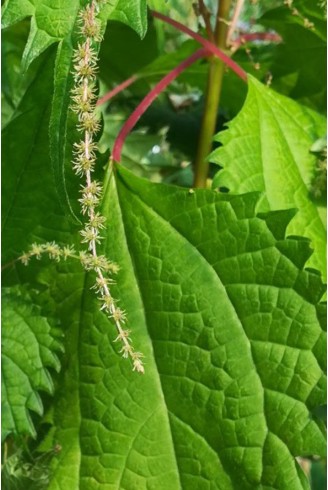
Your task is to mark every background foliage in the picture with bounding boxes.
[2,0,326,488]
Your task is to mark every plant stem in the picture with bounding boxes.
[231,32,282,51]
[193,0,232,188]
[227,0,245,45]
[97,75,138,106]
[198,0,215,42]
[112,48,208,162]
[151,11,246,81]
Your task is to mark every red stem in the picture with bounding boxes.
[97,75,138,106]
[112,48,208,162]
[232,32,282,49]
[151,10,247,82]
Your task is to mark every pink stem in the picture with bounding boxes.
[151,10,247,82]
[227,0,245,44]
[232,32,282,49]
[112,48,208,162]
[97,75,139,106]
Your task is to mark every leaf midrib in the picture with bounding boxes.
[116,173,269,485]
[112,173,183,490]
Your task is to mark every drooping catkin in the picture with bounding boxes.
[20,0,144,373]
[71,0,145,373]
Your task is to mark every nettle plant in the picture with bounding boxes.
[1,0,327,489]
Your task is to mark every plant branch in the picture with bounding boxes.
[151,10,247,81]
[231,32,282,51]
[193,0,232,188]
[198,0,215,42]
[112,48,208,162]
[97,75,138,106]
[1,259,19,271]
[227,0,245,45]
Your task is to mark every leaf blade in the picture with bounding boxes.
[2,286,62,440]
[211,76,326,281]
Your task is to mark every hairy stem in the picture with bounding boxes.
[193,0,232,188]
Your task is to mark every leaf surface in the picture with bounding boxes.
[108,0,148,38]
[211,76,326,281]
[1,0,148,223]
[2,286,62,440]
[259,0,326,111]
[33,166,326,489]
[1,47,73,263]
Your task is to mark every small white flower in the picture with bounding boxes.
[133,358,145,374]
[120,345,130,359]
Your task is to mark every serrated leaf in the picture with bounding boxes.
[2,286,62,440]
[30,166,324,489]
[2,0,80,72]
[211,76,326,282]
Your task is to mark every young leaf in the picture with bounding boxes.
[2,286,62,440]
[38,166,325,489]
[211,76,327,281]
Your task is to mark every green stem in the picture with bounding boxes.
[193,0,232,188]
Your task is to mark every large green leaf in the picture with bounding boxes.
[1,47,73,263]
[211,76,326,281]
[2,286,62,440]
[23,166,323,489]
[1,0,147,70]
[1,0,148,223]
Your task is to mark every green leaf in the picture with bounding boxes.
[259,0,327,111]
[211,76,327,282]
[108,0,148,38]
[99,111,176,178]
[2,0,80,72]
[2,1,97,222]
[1,46,74,264]
[2,286,62,440]
[1,20,31,127]
[1,0,148,224]
[98,18,158,92]
[33,166,325,489]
